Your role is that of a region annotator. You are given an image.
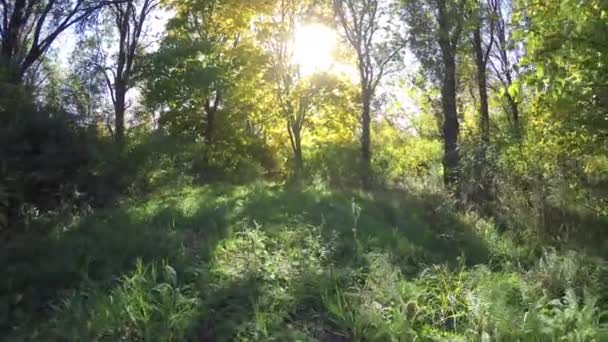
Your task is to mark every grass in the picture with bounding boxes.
[1,181,607,340]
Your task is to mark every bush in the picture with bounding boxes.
[373,137,442,187]
[306,142,361,187]
[122,131,271,194]
[0,86,97,231]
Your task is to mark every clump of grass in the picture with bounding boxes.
[320,253,418,341]
[415,260,471,333]
[197,220,333,340]
[48,260,201,341]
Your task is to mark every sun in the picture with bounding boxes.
[293,23,337,76]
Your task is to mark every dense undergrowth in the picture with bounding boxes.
[2,181,607,341]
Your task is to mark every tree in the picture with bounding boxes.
[95,0,160,143]
[144,0,270,144]
[67,37,116,130]
[262,0,315,178]
[470,0,494,150]
[468,0,497,204]
[404,0,466,195]
[333,0,405,187]
[489,0,520,131]
[0,0,118,83]
[283,73,349,179]
[507,0,608,218]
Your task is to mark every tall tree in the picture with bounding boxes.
[469,0,496,203]
[97,0,160,143]
[263,0,315,178]
[470,0,494,151]
[404,0,465,195]
[489,0,520,131]
[0,0,116,83]
[436,0,465,195]
[333,0,405,187]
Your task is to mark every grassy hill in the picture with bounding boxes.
[2,182,607,340]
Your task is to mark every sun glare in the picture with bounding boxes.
[293,23,337,76]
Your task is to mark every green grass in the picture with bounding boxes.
[1,181,607,340]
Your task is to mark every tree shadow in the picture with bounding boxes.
[191,276,263,342]
[0,182,495,339]
[542,202,608,259]
[235,184,492,274]
[0,184,245,335]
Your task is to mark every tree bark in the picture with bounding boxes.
[114,82,126,143]
[287,120,304,180]
[294,129,303,179]
[473,25,492,204]
[474,28,490,148]
[437,0,461,196]
[1,0,29,82]
[111,2,129,144]
[441,56,460,193]
[203,90,221,146]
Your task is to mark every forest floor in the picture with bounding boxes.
[1,182,607,340]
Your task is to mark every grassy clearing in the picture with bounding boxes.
[1,182,607,340]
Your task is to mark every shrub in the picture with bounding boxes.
[0,87,97,231]
[306,142,361,187]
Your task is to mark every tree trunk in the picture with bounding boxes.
[441,55,460,194]
[1,0,27,83]
[504,70,520,132]
[437,0,461,197]
[361,89,372,188]
[287,120,304,180]
[474,30,490,148]
[114,82,126,143]
[494,1,520,133]
[507,93,519,129]
[473,26,492,205]
[205,105,215,145]
[204,90,221,145]
[294,129,303,179]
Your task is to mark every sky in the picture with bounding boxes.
[54,8,172,69]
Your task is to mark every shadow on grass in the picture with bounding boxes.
[0,184,247,335]
[0,182,495,339]
[542,202,608,259]
[192,276,263,342]
[235,185,492,273]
